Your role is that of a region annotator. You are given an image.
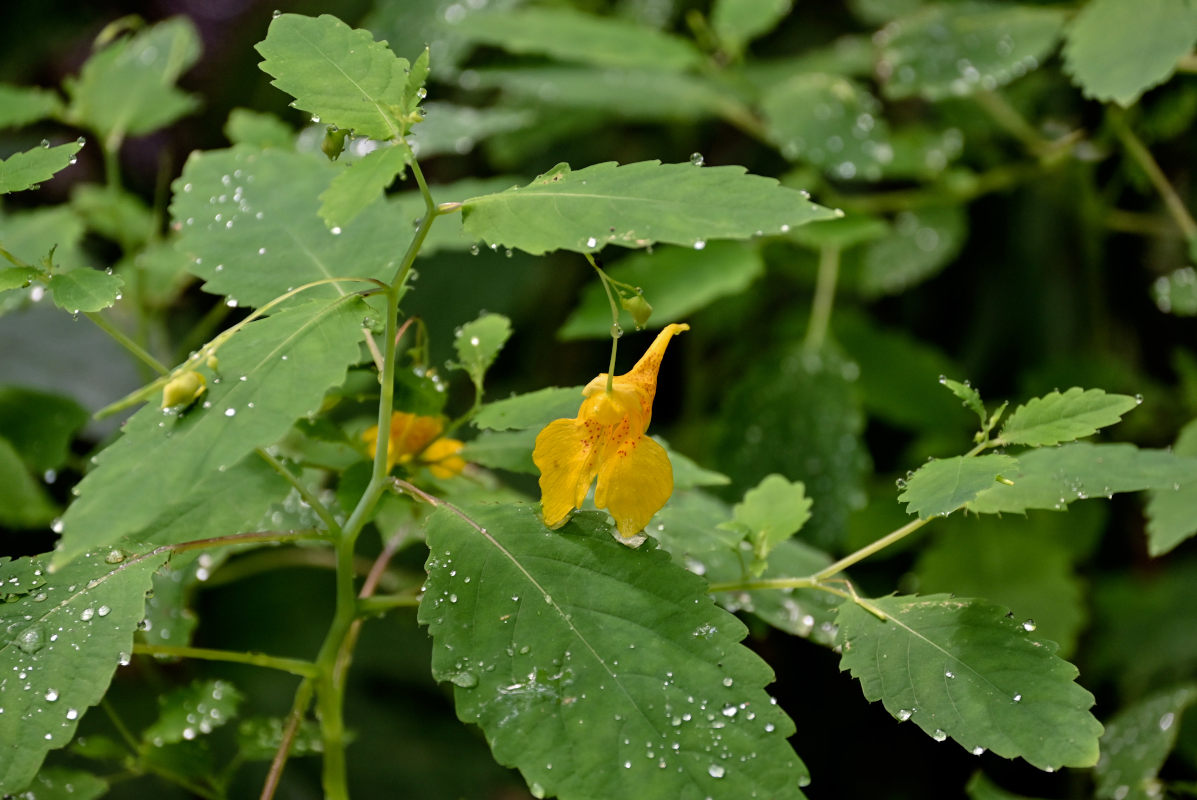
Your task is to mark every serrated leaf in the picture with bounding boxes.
[451,7,702,72]
[12,767,108,800]
[410,102,533,159]
[727,474,811,560]
[0,84,63,129]
[0,437,58,528]
[474,386,585,431]
[560,242,764,339]
[999,387,1139,447]
[0,549,168,792]
[0,142,83,194]
[762,74,893,182]
[1146,419,1197,556]
[143,680,243,745]
[64,18,200,143]
[318,143,411,229]
[46,268,123,313]
[836,594,1102,769]
[1095,685,1197,800]
[462,160,834,256]
[256,14,413,141]
[453,313,512,391]
[0,266,40,292]
[0,387,88,473]
[859,205,967,296]
[419,503,809,800]
[52,297,367,567]
[1063,0,1197,107]
[967,443,1197,515]
[712,0,792,55]
[876,3,1065,101]
[1151,266,1197,316]
[224,108,295,149]
[900,454,1018,519]
[237,716,323,760]
[939,376,986,425]
[171,147,409,308]
[392,176,520,257]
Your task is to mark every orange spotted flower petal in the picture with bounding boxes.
[423,437,467,479]
[533,323,688,537]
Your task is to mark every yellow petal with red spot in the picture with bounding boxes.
[594,433,673,538]
[534,418,599,529]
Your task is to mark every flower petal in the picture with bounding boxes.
[594,434,673,537]
[533,418,600,529]
[424,437,466,479]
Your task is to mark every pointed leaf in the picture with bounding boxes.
[46,268,124,313]
[0,84,63,129]
[560,242,764,339]
[142,680,243,746]
[0,549,168,792]
[939,376,986,425]
[999,387,1139,447]
[451,7,702,72]
[0,141,83,194]
[1095,685,1197,800]
[462,160,835,256]
[256,14,413,141]
[712,0,793,55]
[836,594,1102,769]
[474,386,584,431]
[726,474,812,559]
[1146,419,1197,556]
[453,313,512,391]
[64,18,200,141]
[419,503,809,800]
[1063,0,1197,107]
[876,3,1065,101]
[318,143,411,229]
[967,443,1197,515]
[171,147,410,308]
[53,297,367,566]
[1151,266,1197,316]
[899,454,1018,519]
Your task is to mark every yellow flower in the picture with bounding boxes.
[362,411,466,478]
[533,323,689,537]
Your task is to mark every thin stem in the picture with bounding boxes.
[357,593,421,614]
[131,643,318,677]
[586,253,620,393]
[813,517,932,582]
[255,448,342,537]
[1109,108,1197,240]
[804,246,840,352]
[973,90,1052,155]
[101,698,141,753]
[259,678,314,800]
[84,311,168,375]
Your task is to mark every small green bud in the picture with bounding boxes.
[206,354,219,371]
[322,126,349,161]
[620,294,653,329]
[161,370,206,410]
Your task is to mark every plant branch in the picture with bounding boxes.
[813,516,932,581]
[804,245,840,352]
[84,311,168,375]
[255,448,342,537]
[1109,108,1197,240]
[260,678,315,800]
[586,253,621,393]
[131,643,319,677]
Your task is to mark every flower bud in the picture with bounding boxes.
[322,126,349,161]
[620,294,653,329]
[161,370,206,410]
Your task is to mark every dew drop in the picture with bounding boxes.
[932,729,947,742]
[708,764,725,778]
[1021,619,1036,632]
[689,152,704,166]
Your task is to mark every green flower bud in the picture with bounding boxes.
[161,370,206,410]
[619,294,653,329]
[322,126,349,161]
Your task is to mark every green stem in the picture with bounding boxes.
[586,253,621,393]
[357,593,421,615]
[260,678,315,800]
[131,643,318,677]
[973,90,1052,155]
[804,246,840,352]
[1109,108,1197,240]
[255,448,342,537]
[814,517,931,581]
[84,311,168,375]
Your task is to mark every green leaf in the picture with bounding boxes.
[662,441,731,490]
[0,141,83,194]
[876,3,1065,101]
[726,474,812,563]
[12,767,108,800]
[836,594,1102,769]
[939,376,986,425]
[0,386,89,473]
[410,102,533,159]
[71,184,156,248]
[712,0,793,55]
[560,242,764,339]
[788,214,889,251]
[0,549,168,792]
[0,206,87,275]
[1095,685,1197,800]
[462,428,537,474]
[462,160,835,256]
[966,771,1053,800]
[1151,266,1197,316]
[171,147,410,308]
[0,437,58,528]
[224,108,295,148]
[762,74,893,182]
[474,386,584,431]
[419,503,809,800]
[900,454,1018,519]
[52,297,367,567]
[393,176,520,257]
[0,266,40,292]
[142,680,243,746]
[46,268,124,313]
[858,205,967,296]
[1146,419,1197,556]
[453,313,512,391]
[318,143,411,229]
[1063,0,1197,107]
[256,14,414,141]
[999,387,1139,447]
[0,84,63,129]
[237,717,323,760]
[451,7,702,72]
[64,18,200,142]
[967,443,1197,515]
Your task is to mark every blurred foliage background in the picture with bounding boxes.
[3,0,1197,797]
